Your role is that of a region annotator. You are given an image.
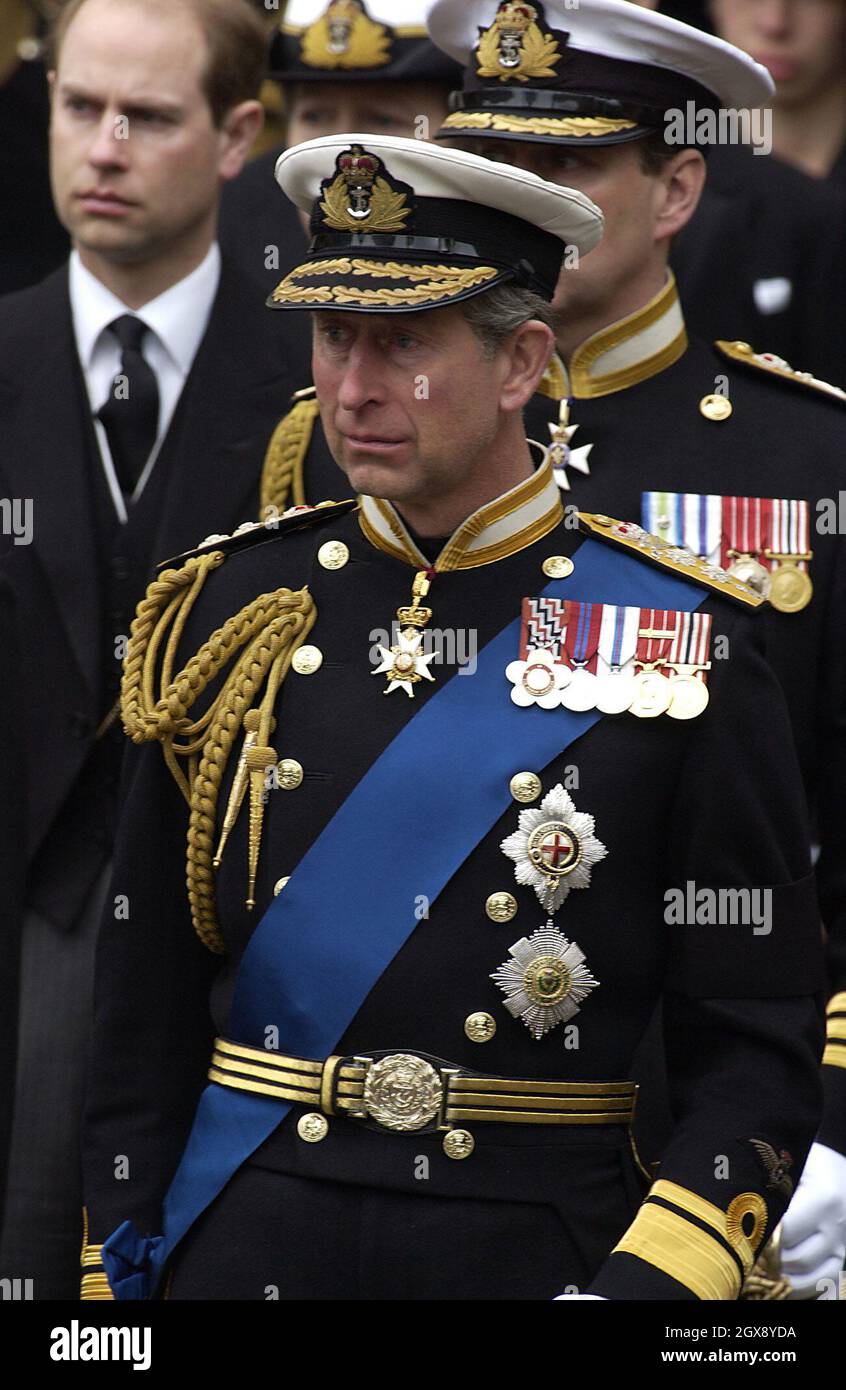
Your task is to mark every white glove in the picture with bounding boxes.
[781,1142,846,1299]
[553,1293,607,1300]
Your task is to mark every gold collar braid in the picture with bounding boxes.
[121,550,317,953]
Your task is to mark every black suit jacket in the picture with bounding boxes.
[0,257,310,896]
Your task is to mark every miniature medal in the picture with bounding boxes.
[630,610,674,719]
[506,648,571,708]
[559,600,601,711]
[666,611,712,721]
[372,569,439,697]
[594,604,639,715]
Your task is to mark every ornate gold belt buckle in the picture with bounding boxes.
[356,1051,449,1133]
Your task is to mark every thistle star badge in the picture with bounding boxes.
[491,922,599,1039]
[372,627,438,697]
[500,783,607,913]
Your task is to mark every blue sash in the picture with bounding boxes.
[103,538,707,1297]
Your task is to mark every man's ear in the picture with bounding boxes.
[654,147,706,243]
[218,99,265,183]
[499,320,556,415]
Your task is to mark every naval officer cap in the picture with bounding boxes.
[268,132,603,313]
[427,0,774,147]
[271,0,462,84]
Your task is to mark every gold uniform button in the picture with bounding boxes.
[542,555,574,580]
[510,771,542,803]
[486,891,518,923]
[273,876,290,897]
[297,1113,328,1143]
[277,758,304,790]
[318,540,350,570]
[700,394,733,422]
[465,1012,497,1043]
[443,1129,475,1160]
[292,644,323,675]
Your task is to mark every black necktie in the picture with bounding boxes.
[97,314,160,500]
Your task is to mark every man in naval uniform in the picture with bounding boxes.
[79,134,823,1302]
[218,0,462,296]
[262,0,846,1296]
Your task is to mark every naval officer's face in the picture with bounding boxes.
[312,304,524,506]
[49,0,259,269]
[468,138,704,330]
[286,80,452,146]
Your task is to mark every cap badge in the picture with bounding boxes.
[476,2,562,83]
[301,0,391,70]
[320,144,412,233]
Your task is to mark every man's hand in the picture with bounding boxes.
[781,1141,846,1298]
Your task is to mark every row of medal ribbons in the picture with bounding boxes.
[507,600,713,721]
[642,492,813,613]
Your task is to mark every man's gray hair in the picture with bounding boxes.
[460,283,554,359]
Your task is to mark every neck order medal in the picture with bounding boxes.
[372,570,440,697]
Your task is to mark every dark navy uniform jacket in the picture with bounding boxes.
[82,465,823,1300]
[258,282,846,1160]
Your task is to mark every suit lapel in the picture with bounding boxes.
[144,260,308,566]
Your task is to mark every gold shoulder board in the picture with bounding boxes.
[159,498,358,571]
[578,512,765,609]
[715,340,846,404]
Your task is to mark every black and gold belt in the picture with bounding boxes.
[208,1038,637,1151]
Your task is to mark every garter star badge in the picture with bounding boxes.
[491,922,599,1038]
[500,783,607,913]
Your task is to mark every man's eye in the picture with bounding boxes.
[394,334,418,350]
[299,109,331,125]
[319,325,350,346]
[66,95,95,114]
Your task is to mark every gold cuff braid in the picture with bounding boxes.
[80,1206,114,1299]
[121,551,317,952]
[260,397,320,517]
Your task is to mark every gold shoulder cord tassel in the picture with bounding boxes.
[260,396,321,518]
[122,550,317,952]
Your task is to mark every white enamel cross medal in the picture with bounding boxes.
[372,569,440,697]
[542,400,593,493]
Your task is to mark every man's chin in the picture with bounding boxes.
[338,449,418,499]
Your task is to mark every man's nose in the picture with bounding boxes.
[756,0,793,37]
[87,110,130,169]
[337,344,383,412]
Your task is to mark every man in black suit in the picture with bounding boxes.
[0,0,309,1298]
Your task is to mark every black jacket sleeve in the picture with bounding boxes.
[590,613,825,1299]
[80,740,219,1298]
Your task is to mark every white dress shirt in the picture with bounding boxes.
[69,243,221,522]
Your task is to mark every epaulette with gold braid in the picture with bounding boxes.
[122,499,355,954]
[715,340,846,404]
[260,387,321,516]
[578,512,765,609]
